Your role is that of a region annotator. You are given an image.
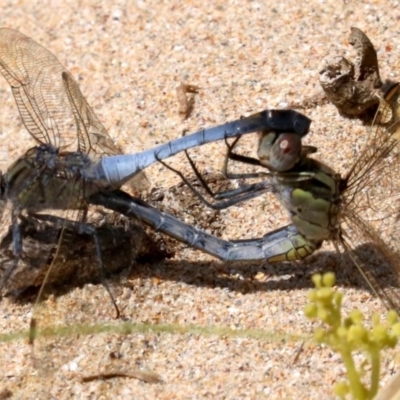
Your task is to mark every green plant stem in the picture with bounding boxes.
[341,348,365,400]
[369,348,380,399]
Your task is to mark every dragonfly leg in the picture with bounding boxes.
[184,148,270,199]
[156,151,274,209]
[88,223,121,318]
[222,136,270,179]
[0,209,24,291]
[27,213,121,318]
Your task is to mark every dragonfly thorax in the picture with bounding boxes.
[3,145,100,212]
[29,144,93,175]
[31,144,59,169]
[273,157,342,243]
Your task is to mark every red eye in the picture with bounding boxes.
[279,139,290,152]
[270,134,302,171]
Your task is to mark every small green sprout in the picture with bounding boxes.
[305,272,400,400]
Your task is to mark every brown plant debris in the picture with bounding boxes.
[319,27,384,116]
[176,82,200,119]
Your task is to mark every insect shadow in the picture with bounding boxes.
[121,241,398,296]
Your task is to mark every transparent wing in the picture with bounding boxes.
[0,27,151,372]
[0,28,124,157]
[60,71,149,189]
[335,86,400,310]
[344,87,400,242]
[340,209,400,313]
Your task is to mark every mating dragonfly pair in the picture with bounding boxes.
[0,28,399,320]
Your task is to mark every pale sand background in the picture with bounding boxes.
[1,0,400,399]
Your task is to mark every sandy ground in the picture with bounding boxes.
[1,0,400,399]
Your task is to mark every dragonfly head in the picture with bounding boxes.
[258,131,303,172]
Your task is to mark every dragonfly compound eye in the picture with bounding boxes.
[258,132,302,171]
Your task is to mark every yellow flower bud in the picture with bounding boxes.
[337,326,348,339]
[349,310,363,324]
[312,273,322,288]
[317,308,330,323]
[317,287,334,301]
[348,325,367,344]
[372,325,387,344]
[304,303,318,319]
[387,310,399,325]
[322,272,335,287]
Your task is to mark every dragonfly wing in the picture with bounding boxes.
[0,28,141,165]
[0,29,150,378]
[61,60,149,189]
[0,28,74,147]
[340,210,400,313]
[60,71,122,156]
[340,87,400,312]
